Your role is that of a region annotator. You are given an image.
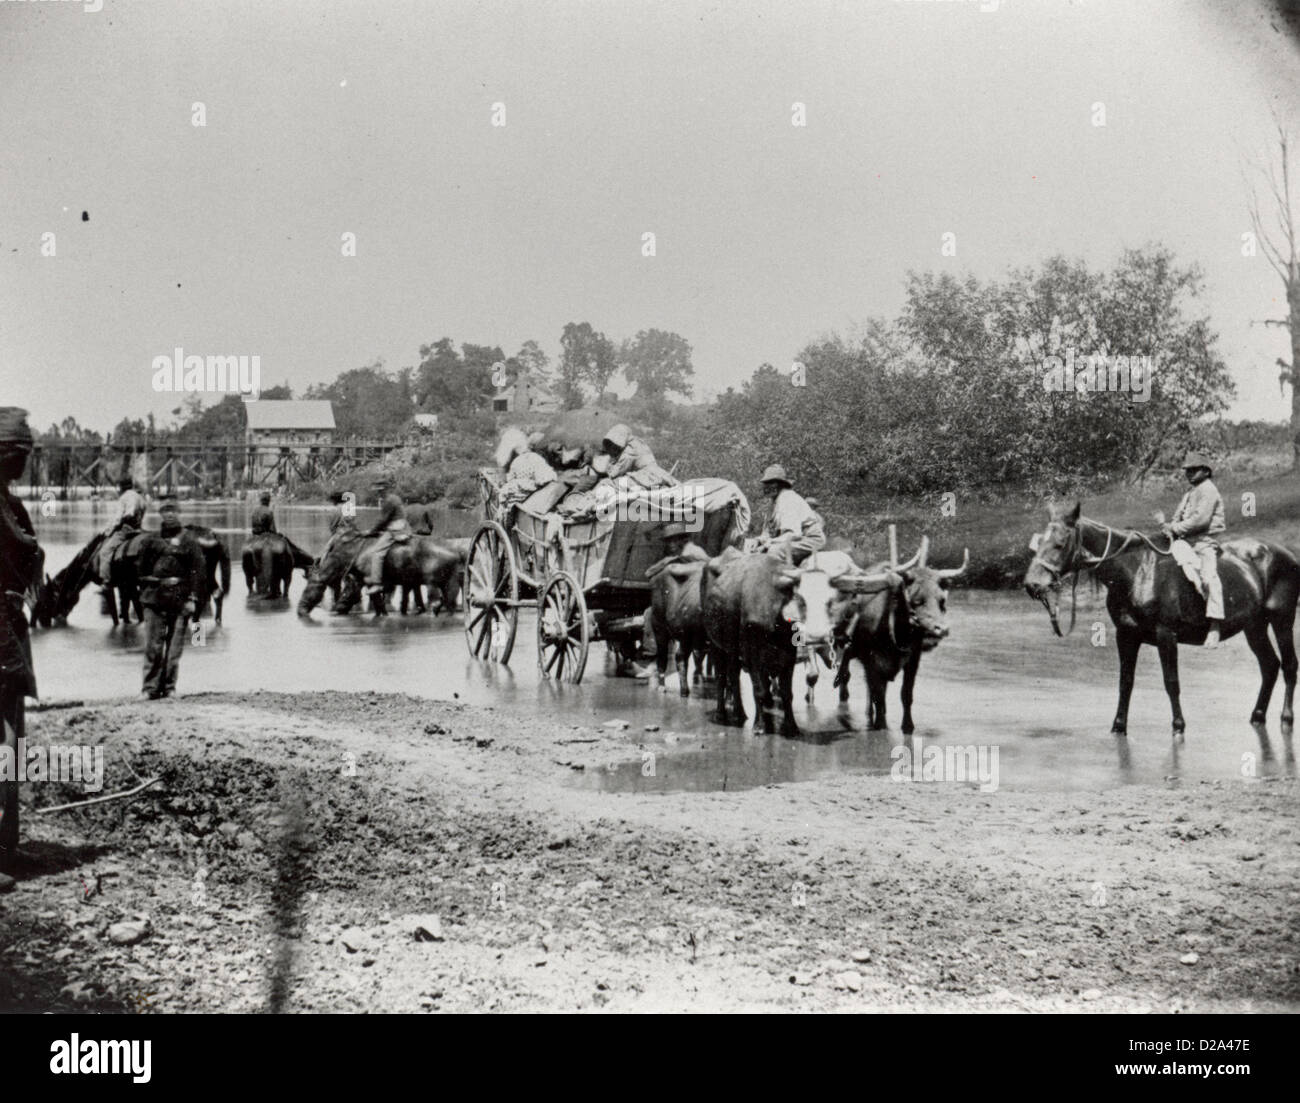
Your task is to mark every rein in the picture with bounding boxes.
[1032,518,1171,635]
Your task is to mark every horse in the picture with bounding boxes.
[296,531,463,617]
[30,530,106,628]
[242,533,315,600]
[1023,502,1300,737]
[31,526,231,628]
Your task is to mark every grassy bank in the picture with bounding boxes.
[819,446,1300,589]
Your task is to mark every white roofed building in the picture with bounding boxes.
[244,400,336,484]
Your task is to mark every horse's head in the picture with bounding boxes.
[297,533,358,615]
[1023,501,1083,636]
[30,572,58,628]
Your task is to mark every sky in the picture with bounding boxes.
[2,0,1299,434]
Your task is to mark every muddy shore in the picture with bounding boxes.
[1,691,1296,1013]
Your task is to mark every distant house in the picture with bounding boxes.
[244,400,336,482]
[412,412,440,433]
[493,373,560,416]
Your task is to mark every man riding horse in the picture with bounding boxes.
[97,476,146,610]
[354,476,409,616]
[1161,451,1224,648]
[1024,487,1300,737]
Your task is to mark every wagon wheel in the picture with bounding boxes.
[464,521,519,665]
[537,571,590,684]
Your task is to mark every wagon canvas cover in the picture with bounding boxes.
[483,471,749,596]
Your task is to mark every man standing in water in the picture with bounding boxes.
[137,499,206,699]
[0,408,43,872]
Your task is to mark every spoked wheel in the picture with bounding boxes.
[537,571,590,684]
[464,521,519,665]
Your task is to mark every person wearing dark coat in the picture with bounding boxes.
[0,408,42,871]
[250,490,277,535]
[137,499,206,699]
[355,477,409,615]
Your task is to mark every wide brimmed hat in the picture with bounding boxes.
[662,522,692,539]
[0,407,33,453]
[602,424,631,450]
[760,464,792,486]
[1181,451,1212,472]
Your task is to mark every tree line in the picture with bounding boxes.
[35,243,1252,502]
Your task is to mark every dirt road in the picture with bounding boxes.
[1,691,1296,1012]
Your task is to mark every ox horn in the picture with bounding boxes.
[896,538,926,572]
[935,548,970,579]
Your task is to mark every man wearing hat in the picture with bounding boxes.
[405,493,436,536]
[1162,451,1226,648]
[250,490,277,536]
[759,465,825,566]
[97,476,147,590]
[355,476,408,615]
[601,424,677,489]
[0,408,43,870]
[136,498,206,699]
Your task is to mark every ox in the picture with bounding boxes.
[831,540,968,732]
[702,549,895,736]
[647,555,710,695]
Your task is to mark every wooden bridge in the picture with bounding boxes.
[23,437,410,496]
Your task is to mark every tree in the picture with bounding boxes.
[1246,121,1300,462]
[306,360,413,438]
[175,394,247,441]
[620,329,694,428]
[413,339,498,419]
[515,339,552,382]
[677,246,1235,501]
[559,322,616,408]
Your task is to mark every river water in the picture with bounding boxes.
[25,501,1296,794]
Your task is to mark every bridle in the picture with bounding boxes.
[1031,518,1170,635]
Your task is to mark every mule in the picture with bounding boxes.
[242,533,315,600]
[296,531,462,617]
[1023,502,1300,736]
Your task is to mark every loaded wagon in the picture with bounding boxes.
[463,470,749,683]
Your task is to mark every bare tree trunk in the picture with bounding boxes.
[1291,265,1300,464]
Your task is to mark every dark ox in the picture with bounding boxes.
[702,549,894,736]
[647,554,709,695]
[1023,502,1300,736]
[830,543,968,733]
